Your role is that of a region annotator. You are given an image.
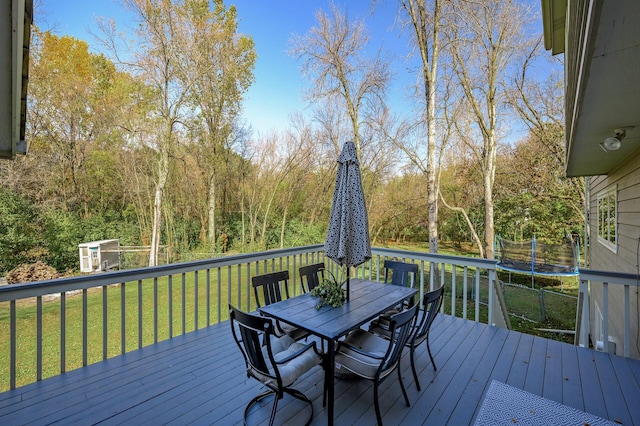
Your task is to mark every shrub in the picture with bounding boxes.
[6,261,59,284]
[0,189,43,272]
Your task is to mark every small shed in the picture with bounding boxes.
[78,239,120,273]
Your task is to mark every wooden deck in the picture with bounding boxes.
[1,314,639,425]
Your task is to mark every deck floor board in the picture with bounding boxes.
[522,336,547,395]
[1,315,638,425]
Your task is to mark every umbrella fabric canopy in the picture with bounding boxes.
[324,141,371,299]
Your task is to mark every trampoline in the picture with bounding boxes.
[496,236,579,285]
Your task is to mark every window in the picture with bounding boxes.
[597,185,617,252]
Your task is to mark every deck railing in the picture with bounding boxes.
[5,245,639,389]
[0,245,500,391]
[365,247,498,323]
[575,269,640,358]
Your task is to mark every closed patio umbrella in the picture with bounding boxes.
[324,141,371,300]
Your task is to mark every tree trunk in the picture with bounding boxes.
[241,176,246,248]
[483,172,495,259]
[401,0,442,254]
[280,204,288,249]
[446,0,529,259]
[426,66,439,254]
[208,172,216,250]
[149,147,169,267]
[260,192,277,249]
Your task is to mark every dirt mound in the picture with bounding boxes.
[5,261,60,284]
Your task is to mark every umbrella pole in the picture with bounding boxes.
[346,266,350,301]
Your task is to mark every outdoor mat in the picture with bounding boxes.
[473,380,617,425]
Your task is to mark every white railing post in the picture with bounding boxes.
[475,268,480,323]
[624,284,630,357]
[576,269,640,356]
[488,269,495,326]
[451,265,457,317]
[603,282,609,353]
[462,266,468,320]
[575,279,590,348]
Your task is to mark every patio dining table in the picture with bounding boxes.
[259,278,417,425]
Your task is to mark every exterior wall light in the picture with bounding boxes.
[600,127,634,152]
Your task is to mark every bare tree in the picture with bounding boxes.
[99,0,255,264]
[289,2,391,157]
[438,76,486,256]
[98,0,192,266]
[397,0,444,254]
[447,0,536,259]
[508,42,585,218]
[240,132,307,250]
[276,126,319,248]
[290,112,340,226]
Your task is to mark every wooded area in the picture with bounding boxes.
[0,0,584,276]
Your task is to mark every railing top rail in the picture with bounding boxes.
[0,244,325,302]
[9,244,635,303]
[0,244,504,302]
[371,246,497,270]
[578,268,640,287]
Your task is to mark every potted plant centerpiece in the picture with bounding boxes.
[310,269,346,309]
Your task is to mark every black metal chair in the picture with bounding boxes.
[252,270,291,308]
[408,285,444,390]
[334,303,419,426]
[252,270,308,341]
[299,262,326,293]
[373,260,419,322]
[298,263,329,352]
[383,259,419,288]
[370,286,444,391]
[229,305,322,426]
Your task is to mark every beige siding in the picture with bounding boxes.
[588,155,640,358]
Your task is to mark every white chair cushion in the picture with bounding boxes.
[273,342,321,387]
[335,329,389,379]
[269,334,295,354]
[255,335,321,387]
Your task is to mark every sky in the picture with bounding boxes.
[40,0,412,138]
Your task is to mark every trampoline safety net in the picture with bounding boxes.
[497,237,578,275]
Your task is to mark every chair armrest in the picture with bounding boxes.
[274,340,318,365]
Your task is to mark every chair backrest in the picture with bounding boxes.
[252,270,290,308]
[229,305,278,386]
[411,286,444,347]
[383,260,419,288]
[299,263,325,293]
[380,303,419,375]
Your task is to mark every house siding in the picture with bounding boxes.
[588,154,640,358]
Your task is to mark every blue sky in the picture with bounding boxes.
[40,1,552,143]
[40,0,410,137]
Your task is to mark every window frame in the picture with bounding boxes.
[596,184,617,253]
